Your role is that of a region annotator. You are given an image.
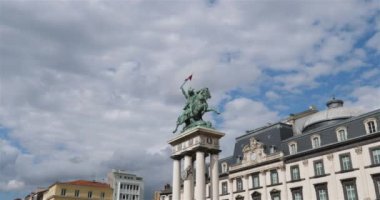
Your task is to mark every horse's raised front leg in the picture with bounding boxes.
[173,123,179,133]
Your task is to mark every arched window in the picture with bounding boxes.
[311,135,321,148]
[235,195,244,200]
[289,142,297,155]
[336,127,348,142]
[251,191,261,200]
[364,118,378,134]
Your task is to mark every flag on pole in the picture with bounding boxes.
[185,74,193,81]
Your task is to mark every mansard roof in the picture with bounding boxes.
[220,101,379,170]
[232,122,293,162]
[283,108,380,158]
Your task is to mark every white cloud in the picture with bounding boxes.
[265,91,280,101]
[0,180,25,191]
[347,86,380,112]
[220,98,280,156]
[0,0,379,199]
[361,68,380,79]
[366,32,380,52]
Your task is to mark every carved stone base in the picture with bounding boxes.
[182,121,212,133]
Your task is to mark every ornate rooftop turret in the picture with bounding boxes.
[326,97,344,109]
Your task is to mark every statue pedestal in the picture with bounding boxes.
[168,127,225,200]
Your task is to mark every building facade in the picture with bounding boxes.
[161,98,380,200]
[42,180,113,200]
[107,169,144,200]
[155,184,172,200]
[24,188,47,200]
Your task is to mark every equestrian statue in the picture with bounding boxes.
[173,75,220,133]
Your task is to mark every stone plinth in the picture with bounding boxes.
[168,127,225,200]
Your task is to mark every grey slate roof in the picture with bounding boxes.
[216,105,380,174]
[233,123,293,160]
[282,108,380,156]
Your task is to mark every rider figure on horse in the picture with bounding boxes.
[173,76,220,133]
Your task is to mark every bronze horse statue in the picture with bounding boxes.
[173,87,220,133]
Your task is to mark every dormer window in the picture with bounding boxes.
[221,162,228,173]
[336,127,348,142]
[289,142,297,155]
[269,145,276,154]
[311,135,321,148]
[364,118,378,134]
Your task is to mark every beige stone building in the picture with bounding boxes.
[162,98,380,200]
[42,180,113,200]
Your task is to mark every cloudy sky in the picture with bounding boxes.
[0,0,379,199]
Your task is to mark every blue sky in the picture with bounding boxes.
[0,0,380,200]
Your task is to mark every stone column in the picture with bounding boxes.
[195,151,206,200]
[116,182,121,200]
[280,166,288,200]
[356,146,370,199]
[210,153,219,200]
[184,155,194,200]
[228,179,233,200]
[172,158,181,200]
[244,175,250,199]
[327,154,338,200]
[302,160,311,200]
[261,170,267,200]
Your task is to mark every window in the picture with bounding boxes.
[236,195,244,200]
[289,142,297,155]
[311,135,321,148]
[314,160,325,176]
[364,118,378,134]
[88,191,93,199]
[251,192,261,200]
[236,178,243,191]
[222,162,228,173]
[269,145,276,154]
[270,190,281,200]
[100,192,105,200]
[252,173,260,188]
[372,174,380,200]
[336,127,348,142]
[314,183,329,200]
[291,187,303,200]
[60,189,66,196]
[270,170,279,185]
[371,147,380,165]
[74,190,80,197]
[290,165,300,181]
[339,153,352,171]
[341,179,358,200]
[222,182,228,195]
